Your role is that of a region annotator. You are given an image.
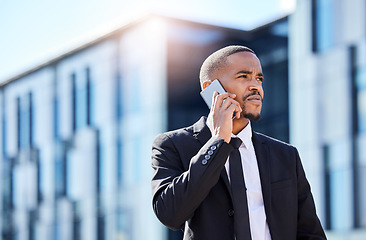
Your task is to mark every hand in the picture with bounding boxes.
[207,91,242,143]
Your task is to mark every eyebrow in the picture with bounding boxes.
[235,70,264,77]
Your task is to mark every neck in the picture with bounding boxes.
[232,118,249,135]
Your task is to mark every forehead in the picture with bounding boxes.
[225,51,262,72]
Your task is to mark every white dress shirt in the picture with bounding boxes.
[225,121,272,240]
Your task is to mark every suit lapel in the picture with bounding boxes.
[193,117,232,197]
[194,120,272,225]
[252,132,272,226]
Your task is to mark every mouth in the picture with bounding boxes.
[244,94,263,104]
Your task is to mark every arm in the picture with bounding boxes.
[151,91,241,230]
[295,148,327,239]
[151,133,233,230]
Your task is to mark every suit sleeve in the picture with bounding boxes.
[151,132,233,230]
[295,148,327,239]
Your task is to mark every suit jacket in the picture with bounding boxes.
[151,117,326,240]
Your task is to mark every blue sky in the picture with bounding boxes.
[0,0,295,83]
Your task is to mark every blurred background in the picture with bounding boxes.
[0,0,365,239]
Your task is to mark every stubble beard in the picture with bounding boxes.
[241,92,262,122]
[242,110,261,122]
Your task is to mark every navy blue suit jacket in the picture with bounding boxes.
[151,117,326,240]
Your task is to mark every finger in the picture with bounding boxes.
[220,96,241,111]
[227,103,242,118]
[235,108,241,119]
[214,92,236,110]
[224,99,242,119]
[211,91,219,109]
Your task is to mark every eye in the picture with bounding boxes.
[257,77,264,82]
[238,75,248,79]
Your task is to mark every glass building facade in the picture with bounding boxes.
[290,0,366,238]
[0,14,289,240]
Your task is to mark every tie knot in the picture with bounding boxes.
[230,137,242,149]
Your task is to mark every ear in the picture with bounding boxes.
[202,80,212,90]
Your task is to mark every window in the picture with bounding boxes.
[17,93,33,149]
[355,58,366,228]
[71,72,77,132]
[28,210,37,240]
[16,97,20,150]
[323,145,331,229]
[1,97,7,158]
[97,214,105,240]
[351,46,366,228]
[116,209,132,239]
[132,137,142,182]
[53,88,59,140]
[312,0,334,52]
[97,131,104,193]
[54,153,65,197]
[323,141,353,230]
[29,92,34,147]
[116,137,123,187]
[72,201,81,240]
[36,149,42,204]
[356,68,366,133]
[115,72,123,121]
[124,66,141,113]
[72,67,93,131]
[86,67,92,126]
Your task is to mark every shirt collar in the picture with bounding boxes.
[232,121,252,149]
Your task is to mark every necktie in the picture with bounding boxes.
[229,137,252,240]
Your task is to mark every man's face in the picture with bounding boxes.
[218,51,264,121]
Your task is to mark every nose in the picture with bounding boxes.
[249,85,259,92]
[248,77,264,98]
[248,78,261,92]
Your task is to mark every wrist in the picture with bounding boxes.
[216,133,231,143]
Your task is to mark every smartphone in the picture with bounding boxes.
[200,79,227,109]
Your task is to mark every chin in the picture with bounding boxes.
[242,112,261,122]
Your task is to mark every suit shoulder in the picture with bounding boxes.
[153,124,195,145]
[254,132,297,151]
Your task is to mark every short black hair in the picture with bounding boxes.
[199,45,256,87]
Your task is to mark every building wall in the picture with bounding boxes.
[289,0,366,238]
[0,16,167,240]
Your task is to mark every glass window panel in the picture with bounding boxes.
[316,0,334,52]
[76,85,87,130]
[29,92,34,147]
[358,90,366,132]
[53,96,59,140]
[133,137,142,182]
[16,97,21,150]
[357,134,366,227]
[55,158,64,197]
[358,165,366,227]
[357,67,366,133]
[2,105,7,158]
[329,169,352,230]
[325,140,353,230]
[117,138,123,187]
[116,209,132,239]
[98,141,105,192]
[124,66,142,113]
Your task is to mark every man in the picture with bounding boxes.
[151,45,326,240]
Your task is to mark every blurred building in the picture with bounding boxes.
[290,0,366,239]
[0,14,289,240]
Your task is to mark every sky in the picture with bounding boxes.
[0,0,295,83]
